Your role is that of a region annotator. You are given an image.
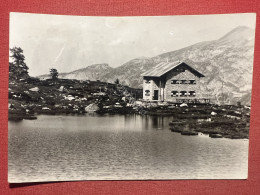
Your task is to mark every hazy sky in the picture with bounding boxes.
[10,13,256,76]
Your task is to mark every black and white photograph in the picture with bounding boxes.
[8,12,256,183]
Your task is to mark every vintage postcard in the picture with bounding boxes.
[8,12,256,183]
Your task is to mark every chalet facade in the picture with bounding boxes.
[142,61,207,103]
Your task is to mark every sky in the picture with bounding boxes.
[10,12,256,76]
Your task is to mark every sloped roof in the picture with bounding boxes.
[141,61,205,78]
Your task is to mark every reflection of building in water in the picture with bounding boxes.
[152,116,158,127]
[124,114,167,131]
[124,114,139,130]
[142,115,165,130]
[142,61,209,104]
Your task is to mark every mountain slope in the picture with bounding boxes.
[38,63,113,81]
[152,26,255,104]
[102,57,157,87]
[102,26,255,105]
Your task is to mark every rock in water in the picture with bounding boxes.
[210,134,223,138]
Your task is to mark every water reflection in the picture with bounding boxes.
[139,115,167,130]
[8,114,248,182]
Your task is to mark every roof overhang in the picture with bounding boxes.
[142,61,205,78]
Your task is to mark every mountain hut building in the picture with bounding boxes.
[142,61,209,103]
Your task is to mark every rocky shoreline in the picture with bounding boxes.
[166,104,250,139]
[9,101,250,139]
[8,76,142,120]
[8,76,250,140]
[169,118,249,139]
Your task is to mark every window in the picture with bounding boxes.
[180,91,187,97]
[176,68,185,72]
[145,90,150,96]
[171,80,194,84]
[190,80,196,84]
[145,80,151,84]
[181,80,191,84]
[189,91,196,97]
[171,80,178,84]
[171,91,178,97]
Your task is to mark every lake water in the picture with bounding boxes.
[8,114,248,183]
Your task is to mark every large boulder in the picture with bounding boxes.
[85,103,100,112]
[180,103,188,107]
[59,86,64,92]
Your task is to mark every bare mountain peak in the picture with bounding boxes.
[87,63,111,69]
[218,26,254,42]
[127,56,149,63]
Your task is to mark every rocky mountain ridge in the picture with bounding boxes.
[38,26,255,105]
